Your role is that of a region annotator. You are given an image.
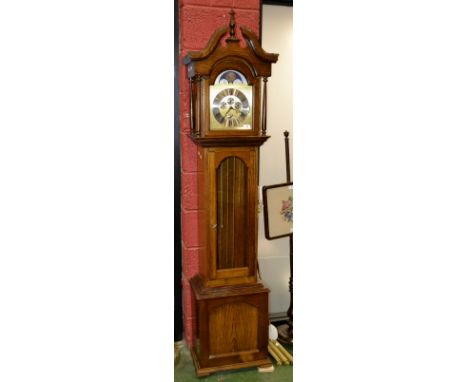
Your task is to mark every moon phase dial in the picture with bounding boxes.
[210,85,252,130]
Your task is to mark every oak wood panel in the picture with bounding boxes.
[195,147,262,285]
[208,302,258,356]
[206,148,258,283]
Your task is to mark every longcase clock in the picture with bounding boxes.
[183,11,278,377]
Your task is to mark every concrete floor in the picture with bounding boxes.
[174,344,293,382]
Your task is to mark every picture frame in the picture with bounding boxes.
[262,182,293,240]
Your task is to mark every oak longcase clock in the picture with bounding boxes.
[183,10,278,377]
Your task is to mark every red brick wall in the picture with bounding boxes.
[178,0,261,346]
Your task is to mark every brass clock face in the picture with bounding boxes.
[210,84,252,130]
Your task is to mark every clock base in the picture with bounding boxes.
[190,275,271,377]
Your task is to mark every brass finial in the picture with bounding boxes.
[226,9,239,42]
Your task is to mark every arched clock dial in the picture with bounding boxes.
[209,84,252,130]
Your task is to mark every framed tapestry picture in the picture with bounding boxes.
[262,182,293,240]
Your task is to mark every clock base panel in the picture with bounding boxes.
[189,276,271,377]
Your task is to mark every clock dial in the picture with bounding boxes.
[210,84,252,130]
[213,88,249,128]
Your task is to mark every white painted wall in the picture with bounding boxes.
[258,5,293,314]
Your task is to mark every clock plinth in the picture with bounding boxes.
[183,10,278,377]
[189,275,272,377]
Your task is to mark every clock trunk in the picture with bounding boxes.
[197,146,259,288]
